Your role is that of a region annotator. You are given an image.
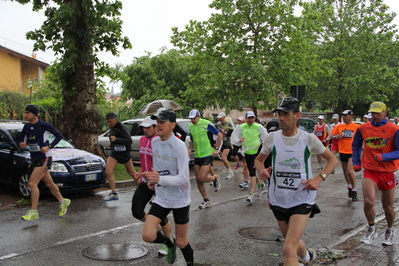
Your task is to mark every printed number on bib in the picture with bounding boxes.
[114,144,127,152]
[28,144,40,152]
[341,130,353,138]
[276,172,301,190]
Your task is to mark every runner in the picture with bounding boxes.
[215,112,235,179]
[313,115,331,170]
[255,97,337,265]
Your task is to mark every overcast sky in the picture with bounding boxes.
[0,0,398,91]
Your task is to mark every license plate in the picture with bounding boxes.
[85,174,98,182]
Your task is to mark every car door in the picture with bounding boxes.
[0,129,26,184]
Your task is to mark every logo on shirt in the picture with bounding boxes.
[279,157,301,170]
[364,137,390,148]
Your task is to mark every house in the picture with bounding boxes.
[0,44,49,95]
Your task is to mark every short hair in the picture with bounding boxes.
[106,113,117,120]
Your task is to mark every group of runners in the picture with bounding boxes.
[20,98,399,265]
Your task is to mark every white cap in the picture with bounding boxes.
[332,114,339,119]
[140,116,157,127]
[188,109,200,119]
[367,113,372,119]
[246,111,256,117]
[217,112,226,118]
[363,114,368,118]
[318,115,325,120]
[237,116,244,121]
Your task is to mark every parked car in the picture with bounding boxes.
[267,117,318,133]
[98,118,193,163]
[0,123,106,198]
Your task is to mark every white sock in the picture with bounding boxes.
[302,250,310,262]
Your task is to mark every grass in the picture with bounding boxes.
[114,164,141,181]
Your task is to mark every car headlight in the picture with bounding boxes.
[50,162,69,173]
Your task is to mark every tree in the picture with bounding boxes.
[14,0,131,154]
[120,49,195,117]
[300,0,399,114]
[0,90,29,120]
[171,0,314,114]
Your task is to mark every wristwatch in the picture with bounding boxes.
[319,172,327,181]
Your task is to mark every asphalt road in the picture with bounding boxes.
[1,157,399,266]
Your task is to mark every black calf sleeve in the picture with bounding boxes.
[154,231,174,247]
[181,243,194,264]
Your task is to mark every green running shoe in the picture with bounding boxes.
[59,198,71,217]
[167,238,177,264]
[22,210,39,221]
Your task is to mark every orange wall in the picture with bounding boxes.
[0,50,22,93]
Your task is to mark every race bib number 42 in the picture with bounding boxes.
[276,172,301,190]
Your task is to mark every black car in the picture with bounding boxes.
[268,117,317,133]
[0,123,106,198]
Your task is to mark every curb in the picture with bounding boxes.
[104,180,137,189]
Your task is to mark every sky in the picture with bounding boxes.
[0,0,398,92]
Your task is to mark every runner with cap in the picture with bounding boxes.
[231,111,267,203]
[255,97,338,265]
[330,110,360,201]
[367,113,372,122]
[20,104,71,221]
[313,115,331,170]
[131,116,172,256]
[232,116,245,171]
[329,114,341,174]
[215,112,235,179]
[141,109,193,265]
[352,101,399,246]
[363,114,368,123]
[188,109,223,209]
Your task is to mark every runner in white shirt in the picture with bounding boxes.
[255,97,338,266]
[141,109,193,265]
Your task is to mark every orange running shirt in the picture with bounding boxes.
[331,122,360,154]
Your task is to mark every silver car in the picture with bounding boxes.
[98,118,193,163]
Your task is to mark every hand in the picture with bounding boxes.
[40,146,50,153]
[142,168,160,185]
[212,149,219,157]
[20,142,27,149]
[239,137,245,143]
[258,167,272,181]
[353,165,361,172]
[134,172,141,180]
[302,176,322,190]
[110,136,116,142]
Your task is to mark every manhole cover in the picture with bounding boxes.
[239,226,283,241]
[82,243,148,261]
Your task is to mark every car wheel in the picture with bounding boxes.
[18,173,31,198]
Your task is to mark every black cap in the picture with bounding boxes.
[342,110,354,115]
[272,97,300,113]
[266,120,280,133]
[151,109,177,122]
[25,104,39,116]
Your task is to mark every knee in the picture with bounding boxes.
[363,199,374,209]
[142,230,156,243]
[105,169,113,177]
[282,242,298,259]
[175,238,188,249]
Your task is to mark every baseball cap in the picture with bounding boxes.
[237,116,244,121]
[188,109,200,119]
[318,115,324,120]
[367,113,372,119]
[266,120,280,133]
[342,110,353,115]
[368,101,386,113]
[151,109,177,122]
[140,116,157,127]
[217,112,226,118]
[272,97,300,113]
[246,111,256,117]
[363,114,368,118]
[332,114,339,119]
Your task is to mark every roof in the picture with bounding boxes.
[0,44,50,69]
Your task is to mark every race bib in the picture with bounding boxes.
[315,131,322,136]
[276,172,301,190]
[28,144,40,152]
[342,130,354,138]
[113,144,127,152]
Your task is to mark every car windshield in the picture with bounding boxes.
[8,129,74,149]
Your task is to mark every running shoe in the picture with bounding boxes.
[234,163,242,170]
[226,170,234,180]
[158,244,168,256]
[257,182,266,196]
[198,200,211,209]
[382,229,395,246]
[347,187,353,198]
[246,193,254,203]
[239,181,249,188]
[21,210,39,221]
[361,226,378,244]
[104,192,119,201]
[301,248,317,265]
[213,175,221,192]
[351,191,358,202]
[332,170,335,174]
[59,198,71,217]
[167,238,177,264]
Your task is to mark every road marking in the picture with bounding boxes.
[0,253,19,260]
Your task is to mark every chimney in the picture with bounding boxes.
[32,53,37,59]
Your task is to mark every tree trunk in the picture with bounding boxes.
[59,0,103,157]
